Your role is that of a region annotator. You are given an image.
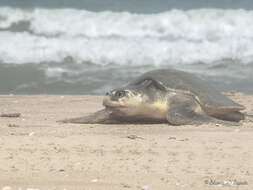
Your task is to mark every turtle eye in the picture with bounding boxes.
[115,90,126,98]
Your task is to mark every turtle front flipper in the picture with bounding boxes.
[166,94,209,125]
[166,94,240,126]
[212,111,245,122]
[58,109,120,124]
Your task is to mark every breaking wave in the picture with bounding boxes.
[1,7,253,65]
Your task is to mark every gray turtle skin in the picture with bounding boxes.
[61,69,245,125]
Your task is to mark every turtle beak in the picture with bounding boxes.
[103,97,114,108]
[102,97,109,107]
[103,95,126,108]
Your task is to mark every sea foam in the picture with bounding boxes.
[1,7,253,65]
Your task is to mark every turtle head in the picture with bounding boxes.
[103,88,144,116]
[103,79,168,117]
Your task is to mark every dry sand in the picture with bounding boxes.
[0,93,253,190]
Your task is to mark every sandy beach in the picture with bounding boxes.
[0,93,252,190]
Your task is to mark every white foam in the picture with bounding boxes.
[1,7,253,65]
[0,7,31,28]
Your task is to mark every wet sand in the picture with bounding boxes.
[0,94,252,190]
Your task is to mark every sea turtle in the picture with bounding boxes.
[61,69,245,125]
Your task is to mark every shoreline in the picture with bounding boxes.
[0,94,252,189]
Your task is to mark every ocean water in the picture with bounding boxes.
[0,1,253,94]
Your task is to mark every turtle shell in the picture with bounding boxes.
[129,69,245,115]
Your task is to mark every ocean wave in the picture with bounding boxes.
[1,7,253,65]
